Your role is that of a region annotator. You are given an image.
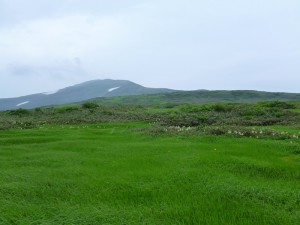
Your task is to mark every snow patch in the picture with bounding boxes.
[16,101,30,107]
[43,90,58,95]
[108,87,120,92]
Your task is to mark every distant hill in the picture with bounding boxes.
[85,90,300,106]
[0,79,175,110]
[1,80,300,111]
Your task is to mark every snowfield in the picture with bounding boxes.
[16,101,30,107]
[108,87,120,92]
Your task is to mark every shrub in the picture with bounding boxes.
[82,102,99,109]
[259,101,296,109]
[211,104,233,112]
[239,107,266,116]
[34,108,43,113]
[8,109,30,116]
[56,106,79,113]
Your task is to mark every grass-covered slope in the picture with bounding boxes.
[87,90,300,106]
[0,123,300,224]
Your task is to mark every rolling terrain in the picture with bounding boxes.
[1,79,300,111]
[0,100,300,224]
[87,90,300,106]
[1,82,300,224]
[0,79,175,111]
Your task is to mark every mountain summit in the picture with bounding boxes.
[0,79,175,110]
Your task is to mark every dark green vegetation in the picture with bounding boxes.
[0,101,300,224]
[87,90,300,106]
[1,100,300,130]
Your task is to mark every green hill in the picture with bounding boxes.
[85,90,300,106]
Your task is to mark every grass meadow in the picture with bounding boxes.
[0,122,300,224]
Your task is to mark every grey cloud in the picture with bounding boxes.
[8,64,35,76]
[0,0,142,26]
[7,58,86,79]
[0,0,299,97]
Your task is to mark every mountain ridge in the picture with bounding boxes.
[0,79,175,110]
[1,79,300,111]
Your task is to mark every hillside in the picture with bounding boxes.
[85,90,300,106]
[0,79,174,110]
[1,79,300,111]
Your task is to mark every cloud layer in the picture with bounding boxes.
[0,0,300,97]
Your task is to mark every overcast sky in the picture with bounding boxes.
[0,0,299,98]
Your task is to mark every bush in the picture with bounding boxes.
[56,106,79,113]
[239,107,266,116]
[82,102,99,109]
[8,109,30,116]
[34,108,43,113]
[259,101,296,109]
[211,104,233,112]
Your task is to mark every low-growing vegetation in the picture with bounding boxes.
[0,101,299,130]
[0,100,300,224]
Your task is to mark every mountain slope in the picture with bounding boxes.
[1,80,300,111]
[86,90,300,106]
[0,79,175,110]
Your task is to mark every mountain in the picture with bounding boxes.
[0,79,175,110]
[1,80,300,111]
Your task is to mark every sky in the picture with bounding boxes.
[0,0,299,98]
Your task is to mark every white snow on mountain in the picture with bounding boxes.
[43,90,58,95]
[108,87,120,92]
[16,101,30,107]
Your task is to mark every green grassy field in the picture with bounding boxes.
[1,123,300,224]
